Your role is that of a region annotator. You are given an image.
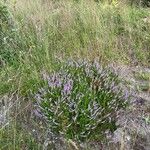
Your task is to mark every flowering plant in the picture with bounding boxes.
[34,60,129,141]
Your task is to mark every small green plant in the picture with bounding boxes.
[34,60,130,141]
[0,2,17,65]
[0,2,12,45]
[138,83,150,91]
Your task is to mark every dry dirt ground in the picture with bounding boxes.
[104,64,150,150]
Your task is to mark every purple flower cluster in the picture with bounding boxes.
[47,74,62,88]
[63,80,73,94]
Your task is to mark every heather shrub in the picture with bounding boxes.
[34,60,129,141]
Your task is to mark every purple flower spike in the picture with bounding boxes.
[63,80,73,94]
[47,74,62,88]
[48,77,53,87]
[54,79,62,88]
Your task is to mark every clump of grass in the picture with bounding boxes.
[34,60,130,141]
[0,120,42,150]
[3,0,150,68]
[137,83,150,92]
[134,71,150,81]
[134,71,150,91]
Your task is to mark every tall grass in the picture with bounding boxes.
[1,0,150,94]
